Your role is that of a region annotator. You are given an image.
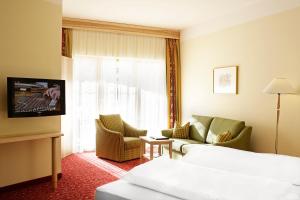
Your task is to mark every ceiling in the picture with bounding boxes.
[63,0,300,38]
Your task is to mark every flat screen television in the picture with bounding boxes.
[7,77,66,118]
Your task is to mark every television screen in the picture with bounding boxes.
[7,77,65,118]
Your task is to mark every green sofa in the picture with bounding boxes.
[161,115,252,159]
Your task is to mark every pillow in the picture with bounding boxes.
[215,131,232,143]
[172,122,190,139]
[182,145,300,185]
[99,114,125,135]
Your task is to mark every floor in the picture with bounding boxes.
[0,152,149,200]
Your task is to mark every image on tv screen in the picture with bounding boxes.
[13,81,61,113]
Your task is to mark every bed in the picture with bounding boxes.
[95,179,180,200]
[96,146,300,200]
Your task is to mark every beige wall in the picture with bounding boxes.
[0,0,62,186]
[181,7,300,156]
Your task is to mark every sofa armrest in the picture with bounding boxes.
[123,121,147,137]
[214,126,252,151]
[161,129,173,138]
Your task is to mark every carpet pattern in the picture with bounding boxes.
[0,152,149,200]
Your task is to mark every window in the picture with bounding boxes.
[72,56,167,152]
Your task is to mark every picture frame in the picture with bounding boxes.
[213,66,238,94]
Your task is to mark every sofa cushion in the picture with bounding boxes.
[206,117,245,144]
[172,122,190,139]
[171,138,202,153]
[124,137,141,150]
[215,131,232,143]
[189,115,214,142]
[100,114,125,135]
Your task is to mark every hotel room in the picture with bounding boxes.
[0,0,300,199]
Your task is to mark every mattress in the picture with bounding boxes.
[95,180,181,200]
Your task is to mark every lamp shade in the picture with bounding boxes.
[263,78,296,94]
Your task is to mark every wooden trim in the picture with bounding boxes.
[52,137,59,189]
[0,132,63,144]
[0,173,62,192]
[62,17,180,39]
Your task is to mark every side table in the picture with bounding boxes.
[139,136,173,160]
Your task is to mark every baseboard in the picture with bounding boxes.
[0,173,62,192]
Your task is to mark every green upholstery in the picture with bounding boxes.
[100,114,125,135]
[124,137,141,150]
[161,115,252,159]
[214,126,252,151]
[171,139,202,152]
[206,117,245,144]
[96,116,146,162]
[123,121,147,137]
[161,129,173,138]
[189,115,213,142]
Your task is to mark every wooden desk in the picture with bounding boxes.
[139,136,173,160]
[0,132,63,190]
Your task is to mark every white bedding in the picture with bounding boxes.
[182,145,300,185]
[123,157,300,200]
[97,146,300,200]
[95,179,181,200]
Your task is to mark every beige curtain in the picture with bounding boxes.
[62,28,72,58]
[166,38,182,128]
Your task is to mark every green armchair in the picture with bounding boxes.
[95,114,147,162]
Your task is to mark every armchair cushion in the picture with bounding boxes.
[100,114,125,135]
[124,137,141,150]
[206,117,245,144]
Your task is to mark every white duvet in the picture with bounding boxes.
[182,145,300,185]
[122,147,300,200]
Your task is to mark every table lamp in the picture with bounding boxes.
[263,78,296,154]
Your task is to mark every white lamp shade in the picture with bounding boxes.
[263,78,296,94]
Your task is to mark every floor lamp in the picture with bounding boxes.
[263,78,296,154]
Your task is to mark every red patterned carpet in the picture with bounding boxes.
[0,152,148,200]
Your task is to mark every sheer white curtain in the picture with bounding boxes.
[71,30,167,152]
[72,30,165,59]
[61,56,73,157]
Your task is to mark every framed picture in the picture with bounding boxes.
[213,66,238,94]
